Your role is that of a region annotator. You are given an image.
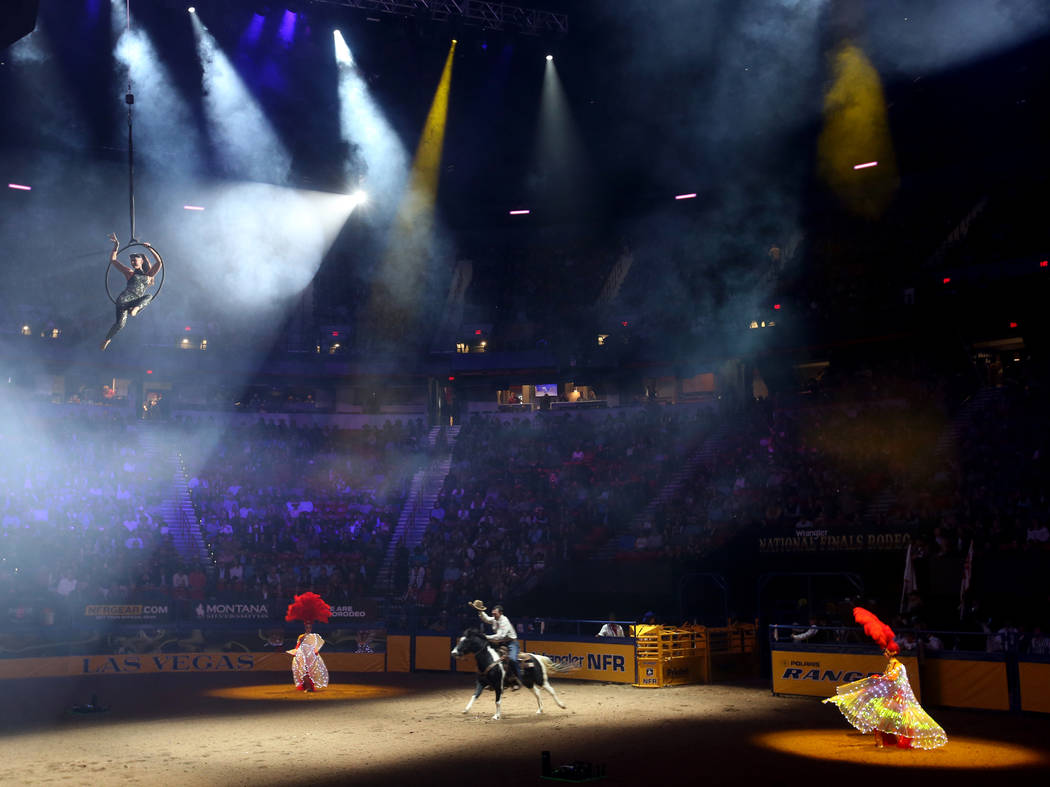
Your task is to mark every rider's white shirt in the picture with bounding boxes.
[479,611,517,641]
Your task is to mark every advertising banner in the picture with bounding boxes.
[83,603,172,623]
[770,649,921,699]
[190,601,272,622]
[327,600,380,623]
[759,532,910,553]
[520,639,635,684]
[0,651,384,679]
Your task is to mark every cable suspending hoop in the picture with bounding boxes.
[105,0,166,304]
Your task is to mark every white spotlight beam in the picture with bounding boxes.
[167,181,358,308]
[112,0,204,174]
[333,30,408,210]
[191,14,291,184]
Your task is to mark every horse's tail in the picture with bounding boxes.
[531,654,579,674]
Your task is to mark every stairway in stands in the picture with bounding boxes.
[375,425,460,590]
[863,385,1004,521]
[137,426,211,565]
[590,419,734,559]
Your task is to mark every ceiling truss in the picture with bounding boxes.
[307,0,568,36]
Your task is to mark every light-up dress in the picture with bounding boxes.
[823,657,947,749]
[287,632,329,691]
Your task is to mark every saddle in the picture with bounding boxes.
[495,642,533,664]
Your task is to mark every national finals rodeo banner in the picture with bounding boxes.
[770,649,921,699]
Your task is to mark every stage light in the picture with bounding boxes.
[674,193,697,200]
[7,183,31,191]
[853,161,878,169]
[509,209,530,215]
[183,204,205,211]
[1041,260,1048,268]
[942,277,951,284]
[188,6,195,13]
[546,54,553,61]
[351,189,368,205]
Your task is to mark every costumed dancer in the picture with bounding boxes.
[101,233,163,351]
[285,592,331,692]
[823,607,947,749]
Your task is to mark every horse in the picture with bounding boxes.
[451,628,568,720]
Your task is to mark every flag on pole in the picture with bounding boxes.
[900,543,917,613]
[959,539,974,620]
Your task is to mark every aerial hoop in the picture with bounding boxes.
[105,241,165,304]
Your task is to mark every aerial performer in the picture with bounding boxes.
[285,592,332,692]
[823,607,947,749]
[100,233,163,351]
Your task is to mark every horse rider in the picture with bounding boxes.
[470,600,523,689]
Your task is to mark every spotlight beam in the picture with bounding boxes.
[361,39,457,348]
[190,12,291,184]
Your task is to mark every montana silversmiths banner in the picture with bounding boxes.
[192,601,271,621]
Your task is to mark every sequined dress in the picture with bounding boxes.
[823,658,947,749]
[286,632,329,691]
[117,270,153,307]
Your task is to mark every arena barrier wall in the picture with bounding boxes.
[0,625,756,688]
[770,649,921,699]
[0,651,385,678]
[386,635,411,672]
[919,655,1009,711]
[1019,661,1050,713]
[415,635,456,671]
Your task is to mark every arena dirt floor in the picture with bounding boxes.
[1,672,1048,786]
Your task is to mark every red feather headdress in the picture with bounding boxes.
[853,607,898,654]
[285,592,332,625]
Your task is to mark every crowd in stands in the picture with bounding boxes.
[3,351,1049,646]
[395,406,716,611]
[0,407,182,616]
[183,418,430,601]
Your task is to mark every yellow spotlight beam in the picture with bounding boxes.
[363,40,457,348]
[817,42,898,218]
[401,40,457,231]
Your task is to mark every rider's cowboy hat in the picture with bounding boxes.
[469,599,486,611]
